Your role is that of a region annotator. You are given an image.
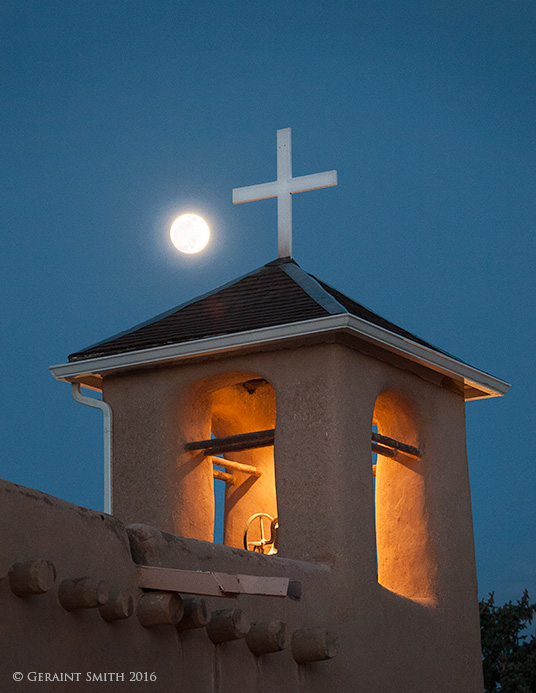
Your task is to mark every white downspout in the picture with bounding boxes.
[71,383,112,515]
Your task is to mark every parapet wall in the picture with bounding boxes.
[0,478,336,693]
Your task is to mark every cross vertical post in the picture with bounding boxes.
[233,128,337,259]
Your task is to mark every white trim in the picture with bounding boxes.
[345,315,509,398]
[50,315,348,378]
[49,314,509,400]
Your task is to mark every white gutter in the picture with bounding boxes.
[50,314,510,400]
[71,383,112,514]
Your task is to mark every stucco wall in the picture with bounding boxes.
[98,338,484,691]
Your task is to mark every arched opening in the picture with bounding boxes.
[184,372,277,551]
[373,390,436,601]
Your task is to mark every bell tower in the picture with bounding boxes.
[49,129,509,691]
[51,255,508,692]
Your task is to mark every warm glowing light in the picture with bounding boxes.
[170,214,210,254]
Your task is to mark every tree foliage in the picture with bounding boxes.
[480,590,536,692]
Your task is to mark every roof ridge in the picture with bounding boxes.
[264,256,297,267]
[280,262,348,315]
[312,274,464,362]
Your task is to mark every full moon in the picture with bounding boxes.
[170,214,210,254]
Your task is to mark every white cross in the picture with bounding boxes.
[232,128,337,258]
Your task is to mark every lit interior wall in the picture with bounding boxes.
[373,390,437,601]
[184,372,277,550]
[211,377,277,549]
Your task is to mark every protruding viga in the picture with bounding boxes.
[246,620,287,656]
[291,627,337,664]
[206,609,250,644]
[8,559,56,598]
[137,592,184,628]
[58,577,109,611]
[176,597,209,631]
[99,588,135,622]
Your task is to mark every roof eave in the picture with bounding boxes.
[49,313,510,401]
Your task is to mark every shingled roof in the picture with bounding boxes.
[68,257,454,363]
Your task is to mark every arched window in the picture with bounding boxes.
[184,373,277,551]
[372,391,436,601]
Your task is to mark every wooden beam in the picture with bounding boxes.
[203,439,274,456]
[186,428,421,460]
[371,442,397,459]
[210,456,261,477]
[185,429,275,452]
[213,469,234,484]
[372,431,421,458]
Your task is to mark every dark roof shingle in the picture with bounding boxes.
[68,257,453,363]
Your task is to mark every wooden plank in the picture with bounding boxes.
[136,565,292,599]
[137,565,225,597]
[237,574,289,597]
[212,572,242,594]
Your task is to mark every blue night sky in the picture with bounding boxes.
[2,1,534,605]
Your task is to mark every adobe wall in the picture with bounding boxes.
[101,339,484,691]
[0,467,484,692]
[0,479,179,691]
[0,477,334,692]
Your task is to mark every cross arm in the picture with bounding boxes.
[233,181,280,204]
[233,170,337,205]
[288,170,338,194]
